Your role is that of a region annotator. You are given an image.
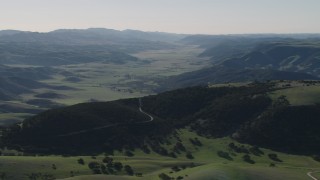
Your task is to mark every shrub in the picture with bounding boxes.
[242,154,255,164]
[171,166,181,172]
[88,162,100,170]
[108,167,114,174]
[92,168,101,174]
[174,142,186,152]
[269,163,276,167]
[101,164,108,174]
[186,152,194,159]
[102,157,113,164]
[228,143,249,154]
[189,138,202,146]
[268,153,282,162]
[114,162,123,171]
[159,173,172,180]
[141,145,151,154]
[312,155,320,162]
[77,158,85,165]
[125,150,134,157]
[124,165,134,176]
[249,146,264,156]
[169,152,177,158]
[217,151,233,160]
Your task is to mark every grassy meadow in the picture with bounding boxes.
[269,81,320,105]
[1,129,319,180]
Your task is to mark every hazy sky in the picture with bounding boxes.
[1,0,319,34]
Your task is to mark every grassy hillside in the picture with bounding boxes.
[269,83,320,105]
[3,82,320,155]
[1,81,320,179]
[1,129,319,180]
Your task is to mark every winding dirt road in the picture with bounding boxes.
[136,98,154,123]
[58,98,153,137]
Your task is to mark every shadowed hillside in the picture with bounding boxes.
[3,82,320,155]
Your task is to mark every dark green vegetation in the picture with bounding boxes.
[3,82,320,156]
[236,104,320,154]
[1,81,320,179]
[0,127,319,179]
[3,101,161,154]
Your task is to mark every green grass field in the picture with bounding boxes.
[24,45,208,105]
[1,129,319,180]
[269,83,320,106]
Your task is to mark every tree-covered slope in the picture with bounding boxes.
[2,82,320,155]
[235,104,320,154]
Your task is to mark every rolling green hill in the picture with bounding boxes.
[1,81,320,179]
[1,129,319,180]
[3,81,320,155]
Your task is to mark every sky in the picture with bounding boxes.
[0,0,319,34]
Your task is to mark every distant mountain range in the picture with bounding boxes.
[0,28,185,43]
[1,29,320,91]
[0,28,185,66]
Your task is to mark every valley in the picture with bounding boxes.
[0,29,320,180]
[2,0,320,179]
[0,44,210,126]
